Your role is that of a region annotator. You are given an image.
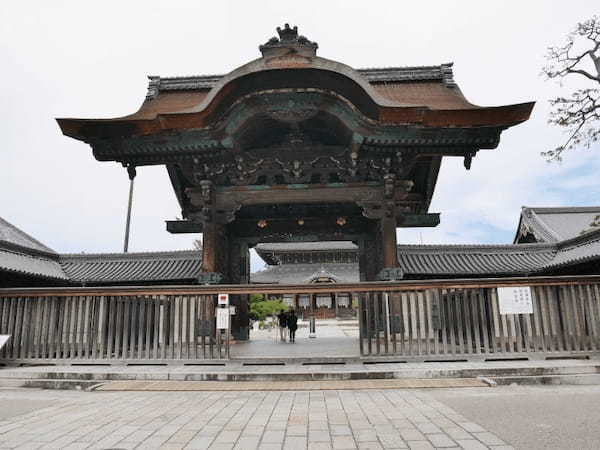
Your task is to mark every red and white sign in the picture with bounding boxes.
[218,293,229,306]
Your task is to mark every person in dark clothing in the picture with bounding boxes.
[277,310,288,342]
[287,310,298,343]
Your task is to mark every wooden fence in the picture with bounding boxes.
[0,294,223,362]
[359,283,600,358]
[1,275,599,363]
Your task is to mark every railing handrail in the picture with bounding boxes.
[1,274,600,297]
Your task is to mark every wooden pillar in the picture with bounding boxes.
[334,293,338,318]
[358,236,379,282]
[228,240,250,341]
[201,222,228,275]
[380,217,399,268]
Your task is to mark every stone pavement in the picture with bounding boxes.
[231,320,360,358]
[94,377,488,391]
[0,387,514,450]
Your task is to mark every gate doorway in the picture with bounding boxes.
[230,241,361,359]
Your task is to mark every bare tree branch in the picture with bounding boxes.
[543,16,600,160]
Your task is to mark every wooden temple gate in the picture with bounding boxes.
[56,25,533,342]
[1,275,599,363]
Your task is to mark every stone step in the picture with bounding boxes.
[1,361,600,389]
[0,378,100,390]
[0,363,598,382]
[3,373,599,391]
[490,373,600,386]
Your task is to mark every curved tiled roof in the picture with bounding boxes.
[0,249,67,280]
[57,26,533,141]
[114,66,500,123]
[252,263,359,284]
[516,206,600,243]
[0,217,56,255]
[60,250,202,284]
[397,244,556,276]
[251,243,562,283]
[123,66,472,122]
[543,229,600,270]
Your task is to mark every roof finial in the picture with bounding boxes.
[259,24,318,57]
[277,23,298,42]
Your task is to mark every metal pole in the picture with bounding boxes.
[123,166,136,253]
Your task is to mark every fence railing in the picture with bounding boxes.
[359,283,600,358]
[0,294,221,362]
[1,275,599,363]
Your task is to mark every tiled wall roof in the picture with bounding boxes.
[60,250,202,284]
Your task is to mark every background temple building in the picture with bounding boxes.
[2,205,599,288]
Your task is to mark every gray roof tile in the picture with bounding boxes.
[252,263,359,284]
[60,250,202,284]
[0,249,67,280]
[517,206,600,243]
[251,243,561,283]
[0,217,56,255]
[397,244,556,276]
[543,229,600,270]
[148,65,455,96]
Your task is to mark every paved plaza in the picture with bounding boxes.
[1,384,599,449]
[232,320,360,359]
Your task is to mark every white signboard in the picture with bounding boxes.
[229,306,236,315]
[497,286,533,314]
[218,293,229,306]
[216,308,230,329]
[0,335,9,350]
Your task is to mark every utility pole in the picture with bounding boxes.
[123,165,137,253]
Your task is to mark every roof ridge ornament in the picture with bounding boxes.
[259,24,318,58]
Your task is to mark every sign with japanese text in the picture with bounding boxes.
[216,308,229,329]
[497,286,533,314]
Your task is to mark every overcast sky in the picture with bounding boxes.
[1,1,599,272]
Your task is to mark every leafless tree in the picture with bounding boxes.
[542,16,600,161]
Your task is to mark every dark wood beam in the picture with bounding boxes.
[166,213,440,234]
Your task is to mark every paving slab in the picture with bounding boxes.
[3,387,568,450]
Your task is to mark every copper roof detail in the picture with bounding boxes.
[57,26,534,141]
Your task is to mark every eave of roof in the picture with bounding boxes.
[396,243,556,276]
[0,249,68,281]
[0,217,57,256]
[56,58,534,141]
[515,206,600,243]
[59,250,202,284]
[538,228,600,271]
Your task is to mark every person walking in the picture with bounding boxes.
[277,309,288,342]
[287,310,298,343]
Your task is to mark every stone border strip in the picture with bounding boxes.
[93,377,488,392]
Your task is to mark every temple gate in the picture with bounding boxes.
[57,25,533,341]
